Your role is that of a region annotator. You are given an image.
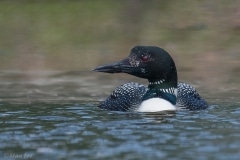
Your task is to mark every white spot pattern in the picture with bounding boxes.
[149,79,165,85]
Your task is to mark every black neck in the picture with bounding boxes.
[142,80,177,105]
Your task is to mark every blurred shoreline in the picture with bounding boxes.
[0,1,239,70]
[0,1,239,100]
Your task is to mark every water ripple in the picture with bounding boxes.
[0,100,239,159]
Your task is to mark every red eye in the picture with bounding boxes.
[142,56,149,62]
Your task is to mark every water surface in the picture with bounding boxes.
[0,71,239,160]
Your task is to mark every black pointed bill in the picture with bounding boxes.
[93,58,135,74]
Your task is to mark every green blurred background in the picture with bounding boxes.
[0,0,239,87]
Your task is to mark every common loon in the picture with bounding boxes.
[93,46,208,112]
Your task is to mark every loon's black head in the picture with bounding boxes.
[94,46,178,88]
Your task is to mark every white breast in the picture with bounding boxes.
[137,98,177,112]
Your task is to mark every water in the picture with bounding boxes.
[0,71,239,160]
